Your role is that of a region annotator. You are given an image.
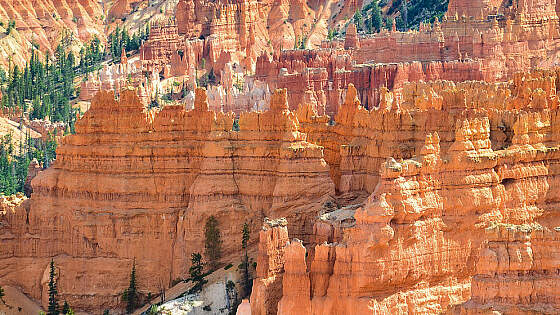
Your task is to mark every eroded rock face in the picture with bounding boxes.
[251,68,560,315]
[0,0,105,68]
[250,218,289,315]
[0,87,334,312]
[254,0,560,116]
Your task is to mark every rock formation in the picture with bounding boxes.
[253,0,560,115]
[251,67,560,314]
[0,0,105,68]
[0,87,334,312]
[250,218,289,315]
[5,0,560,313]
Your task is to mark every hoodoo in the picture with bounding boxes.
[1,0,560,313]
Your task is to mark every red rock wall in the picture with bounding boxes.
[0,0,105,68]
[250,219,289,315]
[257,48,487,116]
[253,0,560,118]
[0,87,335,312]
[252,69,560,314]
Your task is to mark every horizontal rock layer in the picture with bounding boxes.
[0,87,335,312]
[251,67,560,315]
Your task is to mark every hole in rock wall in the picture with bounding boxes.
[493,122,513,150]
[501,177,515,187]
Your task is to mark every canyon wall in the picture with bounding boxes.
[0,87,335,312]
[253,0,560,117]
[0,0,105,68]
[251,68,560,314]
[294,68,560,194]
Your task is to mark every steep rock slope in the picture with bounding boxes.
[0,87,334,312]
[0,0,105,68]
[251,68,560,314]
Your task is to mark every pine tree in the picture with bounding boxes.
[0,285,5,305]
[188,253,208,294]
[371,1,382,33]
[353,10,363,31]
[47,259,59,315]
[125,261,137,314]
[240,222,252,297]
[61,301,72,315]
[204,216,222,270]
[385,17,394,31]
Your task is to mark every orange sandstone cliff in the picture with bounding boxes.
[0,87,335,312]
[251,68,560,314]
[0,0,105,68]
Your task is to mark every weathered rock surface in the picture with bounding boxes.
[251,68,560,315]
[255,0,560,116]
[0,0,105,68]
[250,218,289,315]
[0,87,334,312]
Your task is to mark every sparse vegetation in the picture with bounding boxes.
[122,261,138,314]
[370,1,382,32]
[78,36,104,75]
[2,44,78,128]
[357,0,446,32]
[0,133,57,195]
[204,215,222,270]
[0,285,5,305]
[187,253,208,294]
[5,20,15,35]
[61,301,74,315]
[239,222,252,298]
[327,28,339,41]
[47,260,59,315]
[108,25,149,61]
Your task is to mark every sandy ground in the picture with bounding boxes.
[0,286,43,315]
[134,266,240,315]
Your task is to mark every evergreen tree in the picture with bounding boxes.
[242,222,249,251]
[61,301,74,315]
[395,15,406,31]
[370,1,382,33]
[353,10,363,31]
[401,0,408,29]
[204,216,222,270]
[188,253,208,294]
[0,285,5,305]
[385,17,394,31]
[240,222,252,297]
[124,261,137,314]
[61,301,68,314]
[47,259,59,315]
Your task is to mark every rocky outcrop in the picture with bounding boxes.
[0,87,335,312]
[252,0,560,117]
[206,75,271,114]
[250,218,289,315]
[294,69,560,195]
[251,67,560,315]
[0,0,105,68]
[458,223,560,314]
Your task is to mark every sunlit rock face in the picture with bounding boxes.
[0,88,335,312]
[0,0,105,68]
[251,68,560,315]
